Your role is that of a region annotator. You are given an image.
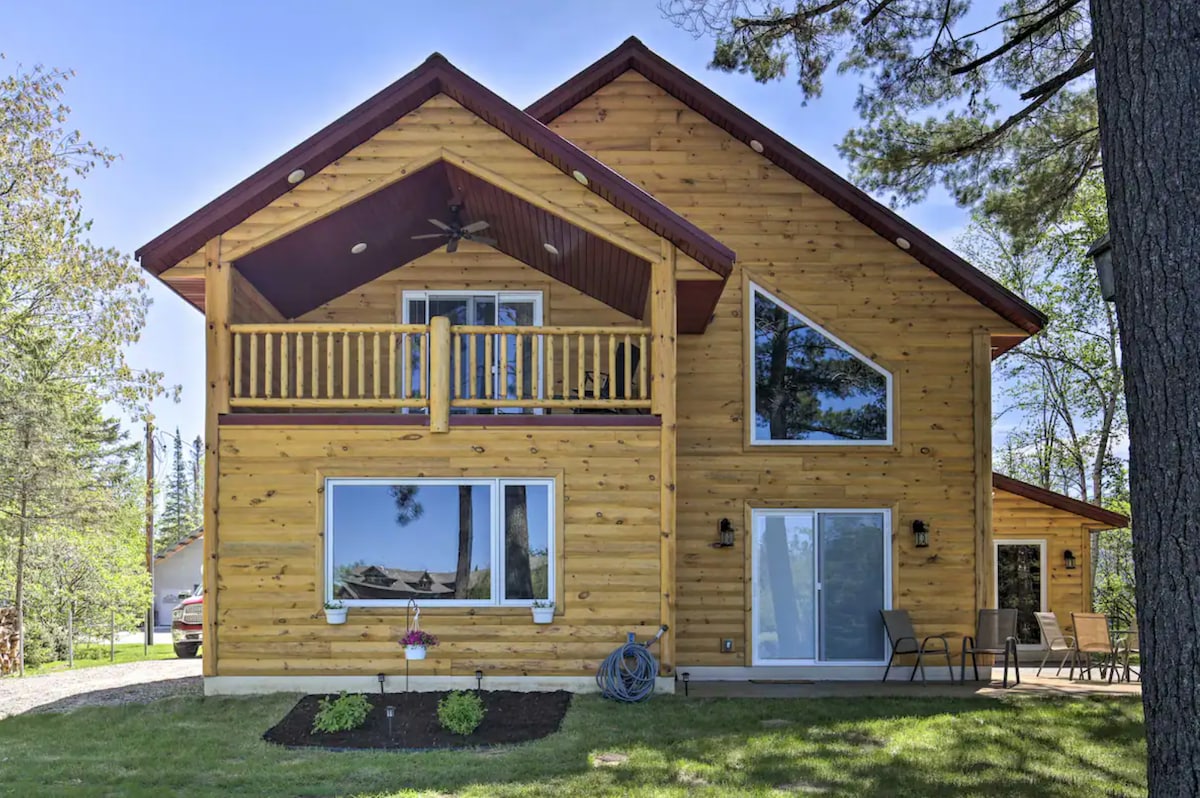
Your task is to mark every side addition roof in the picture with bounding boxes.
[527,37,1047,345]
[135,53,734,284]
[993,474,1128,529]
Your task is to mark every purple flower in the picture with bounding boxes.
[400,629,439,648]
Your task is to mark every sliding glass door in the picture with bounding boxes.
[403,291,542,412]
[752,509,890,665]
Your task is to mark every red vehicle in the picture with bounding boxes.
[170,588,203,658]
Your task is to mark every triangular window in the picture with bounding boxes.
[750,283,892,445]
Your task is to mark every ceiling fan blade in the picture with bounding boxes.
[470,235,498,247]
[411,233,449,240]
[460,220,490,234]
[428,218,453,232]
[446,237,460,254]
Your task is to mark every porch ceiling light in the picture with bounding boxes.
[543,242,560,256]
[749,139,764,153]
[351,242,367,254]
[287,168,306,184]
[572,169,588,186]
[912,519,930,548]
[896,237,912,250]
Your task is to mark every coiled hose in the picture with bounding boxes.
[596,625,668,702]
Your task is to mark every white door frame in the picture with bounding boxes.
[749,508,892,667]
[993,538,1048,649]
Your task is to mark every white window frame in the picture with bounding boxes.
[750,507,893,666]
[993,538,1048,649]
[747,281,894,446]
[324,476,556,608]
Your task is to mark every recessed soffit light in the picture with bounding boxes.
[287,168,306,184]
[572,170,588,186]
[543,242,560,256]
[351,242,367,254]
[895,237,912,250]
[749,139,764,153]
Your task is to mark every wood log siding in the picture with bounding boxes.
[213,425,662,677]
[547,71,1022,666]
[228,322,651,413]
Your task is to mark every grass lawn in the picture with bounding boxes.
[0,693,1144,797]
[18,643,177,677]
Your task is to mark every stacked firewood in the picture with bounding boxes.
[0,608,19,676]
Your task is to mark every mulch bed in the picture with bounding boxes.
[263,690,572,750]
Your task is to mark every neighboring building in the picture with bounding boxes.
[134,38,1123,693]
[153,531,203,627]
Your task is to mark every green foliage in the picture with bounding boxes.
[661,0,1099,240]
[311,692,372,734]
[159,428,193,548]
[437,690,485,736]
[0,58,168,670]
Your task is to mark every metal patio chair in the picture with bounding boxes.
[960,608,1020,688]
[1034,611,1077,677]
[880,609,955,685]
[1070,612,1125,683]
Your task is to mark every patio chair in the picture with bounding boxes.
[960,608,1020,688]
[1070,612,1125,683]
[1034,611,1077,677]
[1120,628,1140,682]
[880,610,955,685]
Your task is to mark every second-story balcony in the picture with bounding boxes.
[227,320,652,421]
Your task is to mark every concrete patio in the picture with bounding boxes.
[681,668,1141,699]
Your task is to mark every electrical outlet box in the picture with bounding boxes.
[721,638,734,653]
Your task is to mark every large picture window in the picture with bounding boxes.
[749,282,892,445]
[325,478,554,607]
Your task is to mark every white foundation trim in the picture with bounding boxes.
[678,665,963,682]
[204,675,676,696]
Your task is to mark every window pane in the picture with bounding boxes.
[818,512,886,661]
[330,483,492,602]
[752,287,888,442]
[502,483,550,601]
[754,512,816,661]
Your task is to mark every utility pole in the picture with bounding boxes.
[145,421,155,648]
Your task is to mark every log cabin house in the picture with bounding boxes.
[136,38,1126,693]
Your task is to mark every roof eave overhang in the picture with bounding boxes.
[136,53,734,288]
[993,473,1129,528]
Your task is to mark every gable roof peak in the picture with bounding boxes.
[527,38,1046,345]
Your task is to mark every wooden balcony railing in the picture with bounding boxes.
[227,320,652,423]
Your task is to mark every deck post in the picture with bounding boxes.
[203,236,231,677]
[973,328,994,617]
[429,316,451,433]
[653,240,678,676]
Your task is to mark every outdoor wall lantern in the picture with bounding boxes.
[1088,233,1116,302]
[912,520,930,548]
[1064,550,1078,570]
[713,518,736,548]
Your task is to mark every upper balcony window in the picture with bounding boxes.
[749,282,892,446]
[326,477,555,608]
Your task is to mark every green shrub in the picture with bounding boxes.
[437,690,485,736]
[312,692,372,734]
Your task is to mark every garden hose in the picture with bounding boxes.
[595,625,668,702]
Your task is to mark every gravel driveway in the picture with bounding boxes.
[0,659,201,719]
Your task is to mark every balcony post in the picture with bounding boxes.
[652,240,677,676]
[429,316,451,433]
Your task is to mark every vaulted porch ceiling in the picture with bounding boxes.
[235,158,653,320]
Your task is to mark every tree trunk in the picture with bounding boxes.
[455,486,473,599]
[1091,3,1200,794]
[503,485,534,599]
[14,491,27,677]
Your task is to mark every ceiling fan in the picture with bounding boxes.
[411,204,496,254]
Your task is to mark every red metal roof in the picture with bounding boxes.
[527,37,1047,341]
[993,473,1129,528]
[135,53,734,285]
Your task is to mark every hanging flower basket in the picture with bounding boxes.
[400,629,438,660]
[531,601,556,624]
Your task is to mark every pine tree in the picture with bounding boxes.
[189,435,204,531]
[158,428,191,548]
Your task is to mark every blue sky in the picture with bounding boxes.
[7,1,977,449]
